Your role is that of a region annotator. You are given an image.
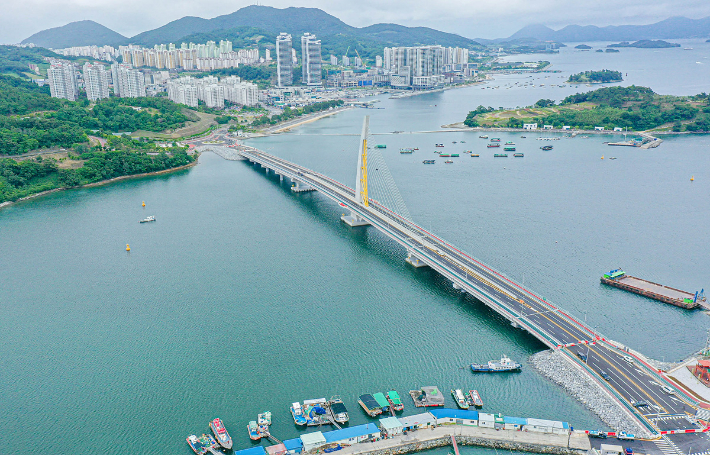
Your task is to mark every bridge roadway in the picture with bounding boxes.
[237,146,697,433]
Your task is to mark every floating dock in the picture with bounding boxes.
[409,386,446,407]
[601,269,706,310]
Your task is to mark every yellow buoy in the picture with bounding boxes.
[142,201,145,207]
[691,176,694,181]
[126,244,131,251]
[601,155,604,160]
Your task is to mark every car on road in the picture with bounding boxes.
[661,386,675,394]
[625,448,634,455]
[623,355,634,363]
[577,351,588,361]
[588,430,607,439]
[632,400,649,408]
[600,371,612,381]
[617,432,635,440]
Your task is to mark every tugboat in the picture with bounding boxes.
[451,389,469,409]
[386,391,404,412]
[140,215,156,223]
[258,411,272,426]
[471,354,522,372]
[210,418,233,449]
[187,434,217,455]
[468,390,484,408]
[328,396,350,424]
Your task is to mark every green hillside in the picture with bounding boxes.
[22,20,127,48]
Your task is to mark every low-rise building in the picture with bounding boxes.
[379,417,403,437]
[600,444,624,455]
[398,413,436,431]
[300,431,326,452]
[595,126,605,131]
[428,408,479,426]
[523,418,570,435]
[282,438,303,454]
[322,423,379,446]
[478,412,495,428]
[503,416,527,430]
[523,123,538,130]
[234,447,267,455]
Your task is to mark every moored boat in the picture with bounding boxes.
[468,390,484,407]
[210,418,233,449]
[258,411,272,426]
[187,434,217,455]
[328,396,350,424]
[386,391,404,412]
[490,138,500,142]
[494,153,508,157]
[445,160,453,163]
[290,402,307,425]
[487,143,500,148]
[450,153,460,157]
[423,160,436,164]
[439,154,450,157]
[373,392,391,413]
[505,141,515,145]
[358,394,383,417]
[140,215,156,223]
[451,389,469,409]
[435,143,445,147]
[513,153,524,157]
[248,421,263,440]
[470,154,480,157]
[504,146,516,151]
[541,145,553,150]
[479,135,489,139]
[471,354,522,372]
[400,148,414,154]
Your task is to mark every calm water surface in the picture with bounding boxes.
[1,47,709,455]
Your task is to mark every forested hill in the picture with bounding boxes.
[22,20,127,48]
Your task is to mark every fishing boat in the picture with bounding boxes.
[450,153,460,157]
[471,354,522,372]
[494,154,508,157]
[504,146,516,151]
[328,396,350,424]
[257,411,272,426]
[358,394,383,417]
[290,402,307,425]
[487,143,500,148]
[413,147,419,150]
[451,389,469,409]
[210,418,233,449]
[452,141,458,144]
[479,135,488,139]
[490,138,500,142]
[439,154,450,157]
[302,398,330,426]
[445,160,453,164]
[400,148,414,154]
[386,391,404,412]
[423,160,435,164]
[468,390,484,408]
[248,421,263,440]
[435,143,445,147]
[187,434,217,455]
[541,145,553,150]
[460,141,466,143]
[513,153,524,157]
[505,141,515,145]
[470,154,480,157]
[375,144,386,149]
[140,215,156,223]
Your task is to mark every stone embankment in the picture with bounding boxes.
[531,350,653,438]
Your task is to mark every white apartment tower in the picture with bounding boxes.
[111,63,146,98]
[82,63,110,101]
[275,33,293,87]
[301,33,322,86]
[47,62,78,101]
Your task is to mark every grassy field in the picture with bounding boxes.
[131,110,216,140]
[477,102,596,126]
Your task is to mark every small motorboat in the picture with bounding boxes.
[140,216,156,223]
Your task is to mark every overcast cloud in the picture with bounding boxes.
[2,0,710,44]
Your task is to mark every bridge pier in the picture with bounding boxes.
[291,179,315,193]
[341,211,370,227]
[405,250,428,268]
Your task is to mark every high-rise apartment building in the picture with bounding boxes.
[275,33,293,87]
[82,63,110,101]
[111,63,146,98]
[383,45,446,87]
[301,33,322,86]
[47,62,78,101]
[330,55,338,66]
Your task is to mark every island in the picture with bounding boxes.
[608,40,680,48]
[605,48,620,53]
[462,85,710,133]
[568,69,623,84]
[574,44,592,50]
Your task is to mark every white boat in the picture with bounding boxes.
[470,355,522,372]
[140,216,156,223]
[451,389,469,409]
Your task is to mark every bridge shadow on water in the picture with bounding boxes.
[242,160,548,353]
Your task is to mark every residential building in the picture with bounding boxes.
[276,33,293,87]
[167,75,259,108]
[167,77,199,107]
[82,62,110,101]
[330,55,338,66]
[47,61,78,101]
[111,63,146,98]
[375,55,382,67]
[301,33,322,86]
[342,55,350,67]
[382,45,448,88]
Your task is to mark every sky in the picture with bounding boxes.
[2,0,710,44]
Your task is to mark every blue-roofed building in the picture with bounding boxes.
[234,447,267,455]
[398,413,436,431]
[283,438,304,454]
[428,408,479,426]
[503,416,527,430]
[322,423,380,445]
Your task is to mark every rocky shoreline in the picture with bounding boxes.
[530,350,653,438]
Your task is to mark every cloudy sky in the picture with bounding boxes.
[2,0,710,43]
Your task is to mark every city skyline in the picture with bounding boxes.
[3,1,710,45]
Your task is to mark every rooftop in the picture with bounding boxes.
[379,417,403,430]
[429,408,479,420]
[323,423,379,443]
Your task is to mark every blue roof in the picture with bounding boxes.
[323,423,379,443]
[283,439,303,451]
[503,416,528,425]
[234,447,267,455]
[428,408,479,420]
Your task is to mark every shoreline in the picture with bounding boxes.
[261,106,355,134]
[440,123,685,136]
[0,158,199,211]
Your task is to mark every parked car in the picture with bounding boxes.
[625,448,634,455]
[588,430,607,439]
[617,432,635,440]
[577,351,588,361]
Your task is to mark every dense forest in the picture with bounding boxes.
[568,69,623,84]
[0,75,62,115]
[0,148,195,203]
[251,99,344,126]
[0,45,61,78]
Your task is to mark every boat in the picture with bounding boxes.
[439,154,450,157]
[140,215,156,223]
[400,148,414,154]
[490,138,500,142]
[302,398,330,426]
[541,145,553,150]
[450,153,460,157]
[248,421,263,440]
[187,434,217,455]
[423,160,435,164]
[479,135,488,139]
[451,389,469,409]
[610,157,617,160]
[257,411,272,426]
[471,354,522,372]
[504,146,516,151]
[290,402,307,425]
[372,392,391,413]
[520,136,526,138]
[505,141,515,145]
[210,418,233,449]
[452,141,458,144]
[375,144,386,148]
[513,153,524,157]
[494,154,508,157]
[445,160,453,163]
[413,147,419,150]
[358,394,383,417]
[435,143,444,147]
[468,390,484,408]
[470,154,480,157]
[487,144,500,148]
[460,141,466,143]
[328,396,349,424]
[386,391,404,412]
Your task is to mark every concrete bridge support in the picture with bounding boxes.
[291,179,315,193]
[405,250,428,268]
[341,211,370,227]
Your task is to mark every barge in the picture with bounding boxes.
[452,389,469,409]
[468,390,484,408]
[187,434,218,455]
[358,394,383,417]
[600,269,706,309]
